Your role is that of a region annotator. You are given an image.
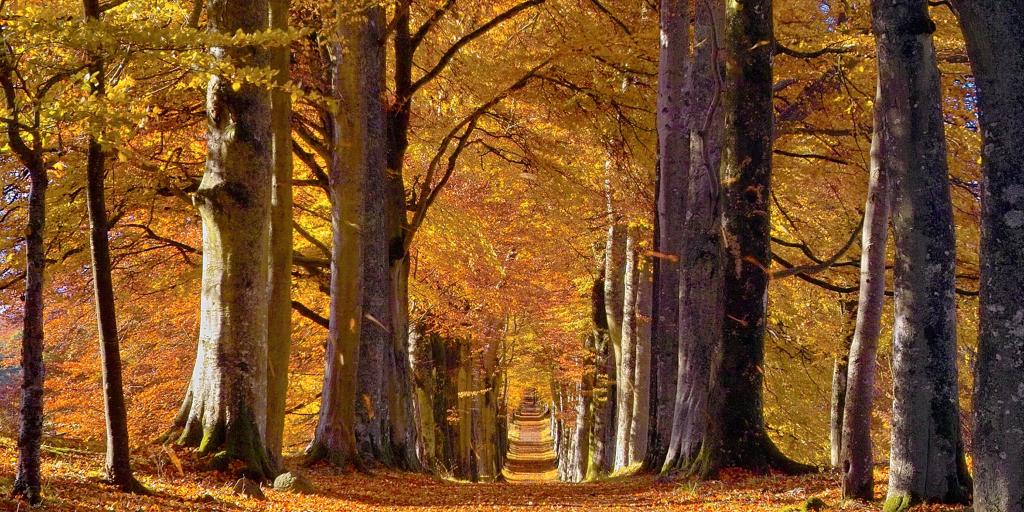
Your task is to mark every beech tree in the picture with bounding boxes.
[840,81,891,501]
[645,0,688,472]
[873,1,971,509]
[265,0,293,470]
[82,0,141,492]
[171,0,275,479]
[952,1,1024,510]
[1,38,50,508]
[307,2,384,470]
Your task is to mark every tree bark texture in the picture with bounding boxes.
[614,227,639,469]
[954,2,1024,510]
[175,0,274,480]
[873,1,971,509]
[840,80,891,501]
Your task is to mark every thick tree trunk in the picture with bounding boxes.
[629,264,652,465]
[386,259,419,469]
[614,227,639,469]
[662,1,725,472]
[706,0,809,476]
[829,299,857,469]
[82,0,141,490]
[174,0,273,480]
[954,3,1024,510]
[9,132,47,508]
[840,84,891,501]
[604,222,626,367]
[265,0,293,471]
[873,2,970,509]
[587,248,615,479]
[646,0,689,471]
[308,6,384,470]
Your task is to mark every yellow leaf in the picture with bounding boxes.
[231,82,242,92]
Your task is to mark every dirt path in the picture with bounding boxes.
[503,394,558,482]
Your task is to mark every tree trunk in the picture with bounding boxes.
[954,3,1024,510]
[873,1,971,509]
[646,0,689,471]
[571,374,593,482]
[629,264,652,465]
[614,227,639,469]
[265,0,293,471]
[8,117,47,508]
[662,0,725,473]
[587,247,615,479]
[82,0,141,490]
[829,299,857,469]
[840,85,891,501]
[386,259,420,469]
[174,0,273,480]
[308,5,384,470]
[709,0,809,476]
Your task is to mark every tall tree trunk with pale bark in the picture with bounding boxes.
[172,0,274,480]
[614,227,639,469]
[645,0,689,471]
[265,0,293,470]
[873,2,970,509]
[839,81,891,501]
[953,2,1024,510]
[308,4,384,470]
[629,264,651,465]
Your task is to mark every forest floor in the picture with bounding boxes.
[0,438,969,511]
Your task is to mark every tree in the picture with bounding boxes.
[951,1,1024,510]
[265,0,293,470]
[873,1,971,509]
[82,0,142,492]
[709,0,809,475]
[1,41,50,508]
[307,2,385,470]
[171,0,275,479]
[662,0,725,475]
[839,81,891,501]
[614,226,638,469]
[645,0,688,472]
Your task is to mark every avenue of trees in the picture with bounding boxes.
[1,0,1023,511]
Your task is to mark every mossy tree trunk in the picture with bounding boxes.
[705,0,810,477]
[614,227,639,469]
[174,0,274,480]
[873,1,971,509]
[953,2,1024,510]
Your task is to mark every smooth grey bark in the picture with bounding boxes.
[840,81,891,501]
[828,299,856,470]
[265,0,293,471]
[308,5,382,470]
[587,247,615,479]
[570,376,593,481]
[662,0,725,473]
[952,2,1024,510]
[604,221,627,367]
[646,0,689,471]
[174,0,274,480]
[83,0,142,490]
[614,227,639,469]
[629,264,652,465]
[874,1,970,509]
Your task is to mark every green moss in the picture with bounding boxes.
[882,493,915,512]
